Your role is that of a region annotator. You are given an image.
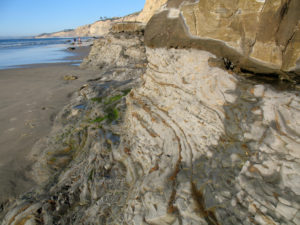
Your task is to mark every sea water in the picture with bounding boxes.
[0,38,81,69]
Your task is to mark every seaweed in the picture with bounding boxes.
[90,116,107,123]
[121,89,132,96]
[106,107,119,122]
[104,95,123,105]
[91,97,103,103]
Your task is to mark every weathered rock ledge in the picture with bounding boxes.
[145,0,300,82]
[1,1,300,224]
[122,47,300,224]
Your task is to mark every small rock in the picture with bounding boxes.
[67,47,76,51]
[64,75,78,81]
[251,85,265,97]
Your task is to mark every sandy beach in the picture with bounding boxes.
[0,47,98,203]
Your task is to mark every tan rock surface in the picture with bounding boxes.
[37,0,169,38]
[121,47,300,224]
[110,22,145,33]
[2,1,300,224]
[80,32,146,70]
[2,33,300,224]
[145,0,300,77]
[37,19,116,38]
[136,0,168,23]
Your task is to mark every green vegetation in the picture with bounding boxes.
[106,107,119,122]
[91,97,103,103]
[89,107,119,124]
[92,89,131,105]
[121,89,132,95]
[89,91,127,124]
[91,116,107,123]
[104,95,123,105]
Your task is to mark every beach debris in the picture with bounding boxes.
[67,47,76,51]
[79,84,88,90]
[63,75,78,80]
[25,120,36,128]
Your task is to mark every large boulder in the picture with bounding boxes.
[80,32,147,70]
[145,0,300,79]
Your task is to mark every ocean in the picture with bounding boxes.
[0,38,82,69]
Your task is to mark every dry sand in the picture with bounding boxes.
[0,47,99,203]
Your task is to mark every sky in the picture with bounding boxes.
[0,0,145,37]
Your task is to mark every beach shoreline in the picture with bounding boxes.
[0,45,97,203]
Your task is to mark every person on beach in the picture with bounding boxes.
[78,37,81,45]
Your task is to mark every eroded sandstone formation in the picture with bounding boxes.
[145,0,300,80]
[0,30,147,224]
[1,0,300,224]
[121,47,300,224]
[37,0,168,38]
[37,19,115,38]
[136,0,168,23]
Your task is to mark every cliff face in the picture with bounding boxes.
[136,0,168,23]
[37,0,168,38]
[37,17,141,38]
[37,19,117,38]
[145,0,300,80]
[2,0,300,224]
[123,47,300,225]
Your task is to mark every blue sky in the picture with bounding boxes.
[0,0,145,37]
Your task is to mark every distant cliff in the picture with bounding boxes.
[36,18,122,38]
[36,0,168,38]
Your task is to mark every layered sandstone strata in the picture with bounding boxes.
[121,47,300,224]
[145,0,300,79]
[37,0,168,38]
[2,1,300,224]
[136,0,168,23]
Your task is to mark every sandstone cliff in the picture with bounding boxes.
[2,0,300,224]
[37,0,168,38]
[136,0,168,23]
[145,0,300,80]
[36,19,120,38]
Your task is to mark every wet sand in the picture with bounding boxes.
[0,47,98,203]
